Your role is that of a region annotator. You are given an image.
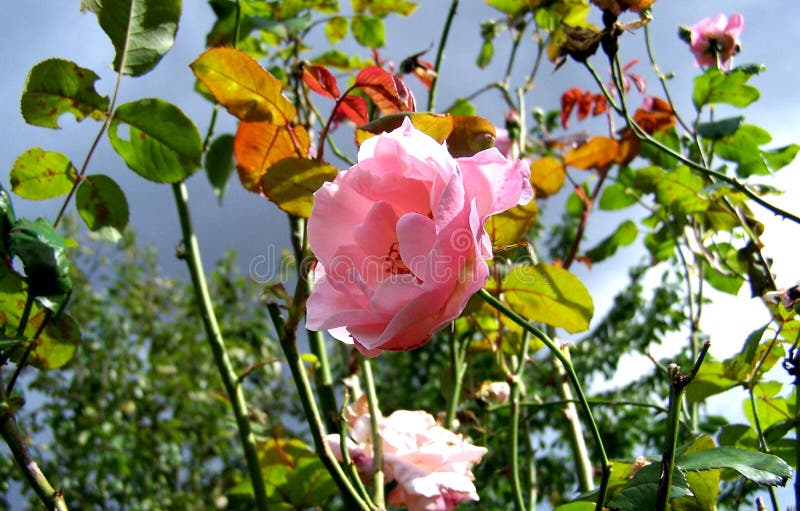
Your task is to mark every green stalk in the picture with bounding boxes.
[361,358,385,508]
[427,0,460,111]
[267,304,372,511]
[510,331,531,511]
[478,289,611,510]
[655,342,710,511]
[444,332,467,429]
[170,183,268,511]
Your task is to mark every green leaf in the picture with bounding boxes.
[500,263,594,333]
[584,220,637,263]
[20,58,109,129]
[311,49,369,70]
[21,311,81,370]
[672,435,720,511]
[257,437,337,507]
[445,98,476,117]
[0,184,17,257]
[351,14,385,48]
[261,158,338,218]
[9,218,72,297]
[741,323,769,365]
[205,134,235,204]
[639,127,680,169]
[109,98,202,183]
[553,503,595,511]
[76,174,129,234]
[10,148,77,200]
[476,40,494,69]
[324,16,348,44]
[686,360,737,404]
[762,144,799,172]
[352,0,418,16]
[697,116,744,141]
[87,0,181,76]
[607,463,693,511]
[677,447,793,486]
[598,182,638,210]
[702,242,745,295]
[715,125,772,177]
[487,0,528,14]
[693,68,760,110]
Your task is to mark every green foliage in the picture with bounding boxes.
[205,134,236,204]
[109,98,202,183]
[351,14,385,48]
[75,174,129,234]
[83,0,181,76]
[678,447,793,486]
[9,218,72,298]
[10,148,77,200]
[692,66,762,110]
[20,58,109,129]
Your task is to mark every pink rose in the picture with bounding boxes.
[327,398,488,511]
[306,118,532,356]
[688,13,744,70]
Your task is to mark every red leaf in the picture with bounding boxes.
[592,94,608,116]
[334,95,369,126]
[560,88,582,129]
[354,66,416,114]
[302,64,340,100]
[576,90,594,121]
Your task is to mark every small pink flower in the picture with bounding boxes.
[688,13,744,70]
[328,398,488,511]
[306,118,532,356]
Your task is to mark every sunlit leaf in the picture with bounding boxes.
[563,136,618,170]
[76,174,129,234]
[762,144,799,172]
[20,58,109,129]
[9,218,72,297]
[205,134,235,204]
[584,220,637,263]
[702,242,745,295]
[686,360,737,404]
[335,95,369,126]
[352,0,418,16]
[500,263,594,333]
[10,148,77,200]
[109,98,202,183]
[445,98,476,116]
[86,0,181,76]
[354,66,416,114]
[678,447,792,486]
[0,184,17,258]
[191,47,297,123]
[476,40,494,69]
[351,14,385,48]
[0,265,28,331]
[302,64,340,99]
[636,166,708,215]
[529,156,566,198]
[672,435,720,511]
[21,311,81,370]
[262,158,337,217]
[447,116,495,157]
[255,437,337,507]
[356,112,453,145]
[324,16,348,44]
[311,49,370,70]
[693,68,760,110]
[598,182,638,210]
[487,0,528,14]
[233,121,310,194]
[485,200,539,246]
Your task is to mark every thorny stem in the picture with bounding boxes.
[427,0,460,112]
[510,331,531,511]
[655,342,710,511]
[478,289,611,511]
[171,182,269,511]
[361,358,385,508]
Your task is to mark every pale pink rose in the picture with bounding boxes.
[306,118,533,356]
[327,398,488,511]
[688,13,744,70]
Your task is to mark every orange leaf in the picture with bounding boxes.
[354,66,416,114]
[233,121,310,194]
[633,97,675,134]
[191,47,296,123]
[563,136,619,170]
[302,64,340,99]
[530,157,566,198]
[614,130,640,165]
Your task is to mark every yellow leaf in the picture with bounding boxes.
[191,47,296,123]
[530,156,566,198]
[485,200,539,246]
[563,136,619,170]
[233,121,309,194]
[262,158,338,218]
[355,112,454,145]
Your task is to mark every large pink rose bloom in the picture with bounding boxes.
[306,118,532,356]
[327,398,488,511]
[688,13,744,70]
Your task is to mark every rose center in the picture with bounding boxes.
[384,241,412,276]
